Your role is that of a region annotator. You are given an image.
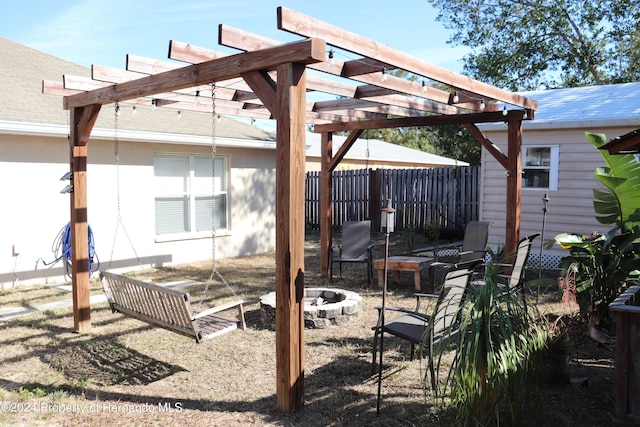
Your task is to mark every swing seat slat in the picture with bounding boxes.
[100,271,245,343]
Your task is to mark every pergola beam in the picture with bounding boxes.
[464,123,509,170]
[64,38,326,109]
[313,110,526,133]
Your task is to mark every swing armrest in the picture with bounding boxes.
[192,300,245,320]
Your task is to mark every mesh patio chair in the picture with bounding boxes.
[330,220,374,283]
[414,221,491,290]
[475,233,540,292]
[371,266,474,383]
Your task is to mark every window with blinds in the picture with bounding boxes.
[154,154,228,236]
[522,146,559,191]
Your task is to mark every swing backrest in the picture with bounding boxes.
[100,271,245,343]
[100,271,202,340]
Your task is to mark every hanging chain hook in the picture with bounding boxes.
[200,82,239,306]
[109,101,143,271]
[210,82,218,279]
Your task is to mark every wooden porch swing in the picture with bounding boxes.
[100,271,245,343]
[100,88,245,343]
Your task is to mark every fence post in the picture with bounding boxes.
[370,169,381,231]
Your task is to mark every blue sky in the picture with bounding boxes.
[1,0,469,72]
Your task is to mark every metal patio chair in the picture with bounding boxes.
[414,221,491,290]
[330,220,374,283]
[371,266,474,385]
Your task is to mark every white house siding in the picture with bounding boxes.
[0,133,276,288]
[480,125,636,270]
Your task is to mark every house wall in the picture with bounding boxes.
[480,124,636,270]
[0,133,276,287]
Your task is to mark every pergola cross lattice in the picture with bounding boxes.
[43,6,537,413]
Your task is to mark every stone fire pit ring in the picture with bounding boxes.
[259,288,362,329]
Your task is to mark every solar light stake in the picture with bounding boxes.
[377,200,395,414]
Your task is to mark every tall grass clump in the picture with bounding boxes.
[425,261,555,426]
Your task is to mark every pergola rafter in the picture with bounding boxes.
[43,5,536,415]
[276,7,537,114]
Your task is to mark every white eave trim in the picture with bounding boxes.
[0,120,277,150]
[478,117,640,132]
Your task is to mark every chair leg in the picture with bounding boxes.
[429,356,436,390]
[429,340,436,391]
[371,328,379,375]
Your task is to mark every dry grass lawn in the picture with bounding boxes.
[0,230,619,426]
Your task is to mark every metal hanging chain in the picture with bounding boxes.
[109,102,143,270]
[200,82,239,305]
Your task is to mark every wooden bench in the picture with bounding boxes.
[100,271,246,343]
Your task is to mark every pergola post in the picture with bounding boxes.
[274,62,307,412]
[318,129,363,277]
[69,105,100,333]
[320,132,332,278]
[505,118,523,255]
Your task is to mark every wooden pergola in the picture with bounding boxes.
[43,7,536,413]
[601,128,640,154]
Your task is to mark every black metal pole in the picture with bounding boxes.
[537,193,550,303]
[376,230,390,414]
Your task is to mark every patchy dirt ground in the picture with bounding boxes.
[0,230,625,426]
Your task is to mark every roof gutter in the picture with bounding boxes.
[478,117,640,132]
[0,120,277,150]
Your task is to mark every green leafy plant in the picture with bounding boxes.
[425,220,441,241]
[425,262,552,426]
[555,230,640,320]
[555,132,640,322]
[406,225,416,253]
[18,386,47,398]
[424,220,441,254]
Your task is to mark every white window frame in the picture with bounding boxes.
[154,153,229,241]
[522,145,559,191]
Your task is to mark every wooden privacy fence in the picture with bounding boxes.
[305,166,480,231]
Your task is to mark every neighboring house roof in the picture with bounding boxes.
[480,82,640,131]
[0,37,275,145]
[304,133,469,167]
